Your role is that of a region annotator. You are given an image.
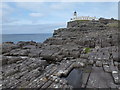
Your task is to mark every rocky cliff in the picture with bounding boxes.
[1,19,120,89]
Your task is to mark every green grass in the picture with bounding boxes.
[107,22,118,27]
[83,47,91,54]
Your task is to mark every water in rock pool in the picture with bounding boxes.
[63,68,82,88]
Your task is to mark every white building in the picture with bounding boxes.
[71,11,98,21]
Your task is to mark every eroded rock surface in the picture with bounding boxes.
[1,19,120,89]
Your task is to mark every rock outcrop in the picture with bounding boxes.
[1,18,120,89]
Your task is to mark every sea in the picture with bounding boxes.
[2,33,53,43]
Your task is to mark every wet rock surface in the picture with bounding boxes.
[1,19,120,89]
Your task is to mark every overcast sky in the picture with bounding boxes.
[1,2,118,34]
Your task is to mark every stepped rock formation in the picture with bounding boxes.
[1,18,120,89]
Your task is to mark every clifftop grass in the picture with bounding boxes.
[107,22,118,27]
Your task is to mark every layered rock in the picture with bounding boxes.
[1,19,120,89]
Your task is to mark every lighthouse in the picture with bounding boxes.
[71,11,98,21]
[73,11,77,19]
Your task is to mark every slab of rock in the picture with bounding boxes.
[10,49,30,56]
[87,67,116,88]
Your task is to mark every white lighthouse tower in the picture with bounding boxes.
[73,11,77,19]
